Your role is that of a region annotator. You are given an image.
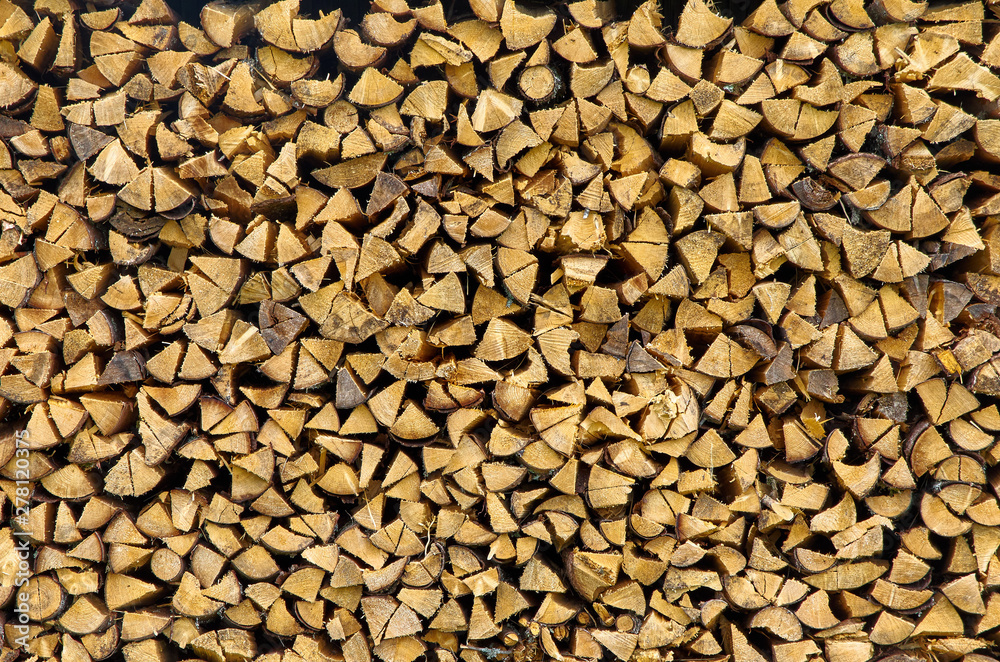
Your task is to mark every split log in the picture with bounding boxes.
[3,0,1000,660]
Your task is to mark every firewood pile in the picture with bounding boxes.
[8,0,1000,659]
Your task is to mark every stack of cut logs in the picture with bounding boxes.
[8,0,1000,659]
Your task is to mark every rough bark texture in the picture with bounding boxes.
[5,0,1000,661]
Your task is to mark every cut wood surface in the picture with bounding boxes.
[5,0,1000,661]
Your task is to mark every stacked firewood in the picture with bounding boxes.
[6,0,1000,659]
